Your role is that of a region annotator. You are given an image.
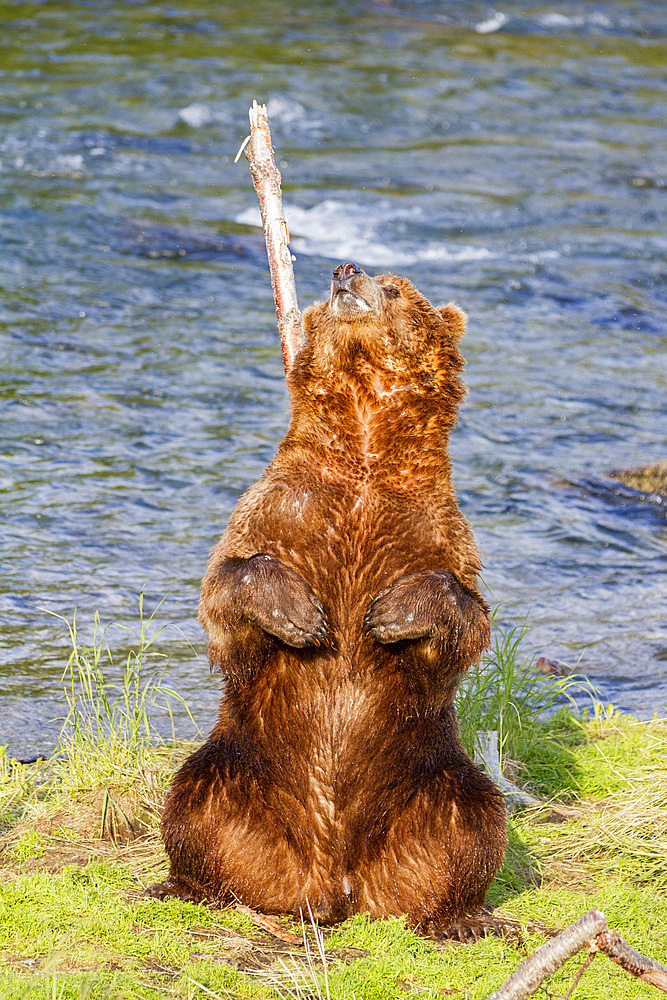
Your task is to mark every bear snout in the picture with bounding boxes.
[332,261,362,287]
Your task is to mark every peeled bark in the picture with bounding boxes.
[234,903,301,945]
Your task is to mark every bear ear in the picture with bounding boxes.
[437,303,467,342]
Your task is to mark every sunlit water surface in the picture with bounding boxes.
[1,0,665,756]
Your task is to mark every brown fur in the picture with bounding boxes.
[154,266,507,936]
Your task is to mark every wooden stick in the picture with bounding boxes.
[239,100,303,374]
[484,909,608,1000]
[560,949,596,1000]
[485,909,667,999]
[595,930,667,993]
[234,903,301,945]
[475,730,540,810]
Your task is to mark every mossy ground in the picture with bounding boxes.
[2,709,666,1000]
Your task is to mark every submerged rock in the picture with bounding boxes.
[107,217,267,261]
[608,462,667,496]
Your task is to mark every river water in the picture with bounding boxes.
[1,1,665,757]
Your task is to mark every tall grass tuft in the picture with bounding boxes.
[0,748,42,833]
[456,614,591,766]
[48,596,197,792]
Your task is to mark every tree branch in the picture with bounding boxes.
[595,930,667,993]
[240,100,303,374]
[475,730,540,810]
[485,908,667,999]
[484,909,608,1000]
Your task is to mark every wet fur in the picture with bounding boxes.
[156,271,507,935]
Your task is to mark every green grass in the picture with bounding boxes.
[51,596,198,787]
[1,606,666,999]
[456,614,593,771]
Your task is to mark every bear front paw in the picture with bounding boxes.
[239,554,332,648]
[364,571,447,643]
[363,569,488,656]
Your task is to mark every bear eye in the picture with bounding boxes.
[382,284,400,299]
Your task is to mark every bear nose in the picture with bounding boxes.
[332,261,361,285]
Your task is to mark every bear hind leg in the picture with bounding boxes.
[154,737,313,913]
[355,764,507,938]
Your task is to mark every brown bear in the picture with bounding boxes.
[152,262,507,937]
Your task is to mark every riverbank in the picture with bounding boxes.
[1,618,665,998]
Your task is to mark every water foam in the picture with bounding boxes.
[475,11,508,34]
[236,199,493,268]
[178,103,212,128]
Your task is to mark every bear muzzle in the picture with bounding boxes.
[330,262,384,320]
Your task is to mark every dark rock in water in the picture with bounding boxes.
[608,462,667,497]
[108,218,267,262]
[553,471,665,514]
[535,656,570,677]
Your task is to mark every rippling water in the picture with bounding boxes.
[1,0,665,756]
